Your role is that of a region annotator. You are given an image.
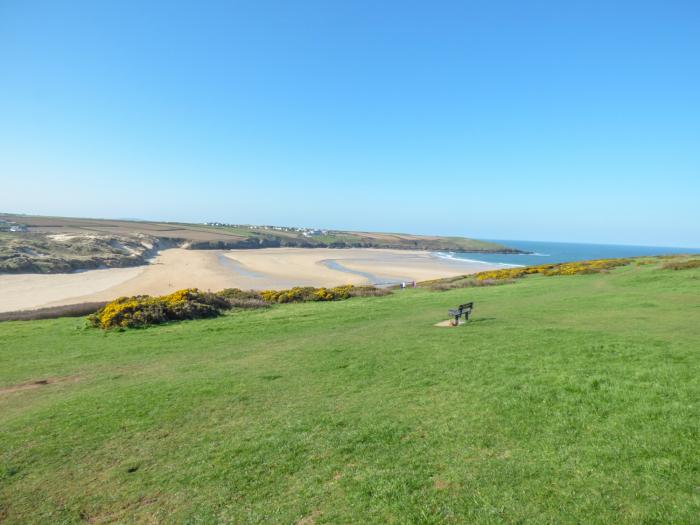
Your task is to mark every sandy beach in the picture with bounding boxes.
[0,248,501,312]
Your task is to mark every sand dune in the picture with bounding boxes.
[0,248,500,312]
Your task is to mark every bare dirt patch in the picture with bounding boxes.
[0,375,81,395]
[433,478,451,490]
[434,319,460,327]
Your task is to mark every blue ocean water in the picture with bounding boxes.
[437,240,700,267]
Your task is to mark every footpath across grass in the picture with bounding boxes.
[1,260,699,523]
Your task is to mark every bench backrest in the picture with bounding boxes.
[458,302,474,311]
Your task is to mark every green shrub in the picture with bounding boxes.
[217,288,263,301]
[428,277,514,291]
[347,285,392,297]
[226,297,270,309]
[215,288,269,308]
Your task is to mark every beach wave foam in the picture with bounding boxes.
[432,252,525,268]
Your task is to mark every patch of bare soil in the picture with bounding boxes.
[0,375,81,395]
[433,478,450,490]
[434,319,460,327]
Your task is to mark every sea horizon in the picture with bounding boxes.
[437,239,700,267]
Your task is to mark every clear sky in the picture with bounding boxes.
[1,1,698,247]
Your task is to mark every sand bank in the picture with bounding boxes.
[221,248,496,286]
[0,266,144,313]
[0,248,500,312]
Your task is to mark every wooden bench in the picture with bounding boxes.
[448,302,473,326]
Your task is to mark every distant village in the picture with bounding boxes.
[204,222,329,238]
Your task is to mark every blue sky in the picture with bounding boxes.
[1,1,698,247]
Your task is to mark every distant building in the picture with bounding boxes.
[201,222,329,237]
[302,229,324,237]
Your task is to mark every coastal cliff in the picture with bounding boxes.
[0,214,525,274]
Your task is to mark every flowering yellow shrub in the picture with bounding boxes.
[89,288,230,329]
[474,259,631,281]
[259,285,355,303]
[89,284,388,328]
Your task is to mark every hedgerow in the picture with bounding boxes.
[474,259,632,281]
[259,285,355,303]
[346,285,393,297]
[427,278,513,291]
[89,285,390,329]
[217,284,389,304]
[217,288,270,308]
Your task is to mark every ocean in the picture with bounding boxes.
[435,240,700,268]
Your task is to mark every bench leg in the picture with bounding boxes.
[451,315,459,326]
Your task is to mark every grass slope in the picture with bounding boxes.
[1,262,699,523]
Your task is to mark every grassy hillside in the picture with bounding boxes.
[1,259,699,523]
[0,214,519,273]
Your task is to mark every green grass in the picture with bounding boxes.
[1,262,699,524]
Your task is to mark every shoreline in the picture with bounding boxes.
[0,247,504,313]
[431,251,526,268]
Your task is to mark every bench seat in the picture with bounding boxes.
[448,302,473,325]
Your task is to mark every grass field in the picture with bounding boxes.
[1,260,699,523]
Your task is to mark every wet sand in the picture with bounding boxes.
[0,248,500,312]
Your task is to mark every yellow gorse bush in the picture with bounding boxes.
[259,285,355,303]
[474,259,631,281]
[89,288,230,329]
[89,284,380,329]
